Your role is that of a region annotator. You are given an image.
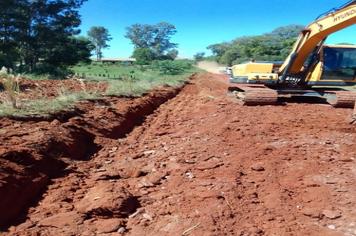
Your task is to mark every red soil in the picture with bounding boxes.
[1,73,355,236]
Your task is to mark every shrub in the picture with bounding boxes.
[194,52,205,61]
[133,48,155,65]
[32,64,72,79]
[151,60,193,75]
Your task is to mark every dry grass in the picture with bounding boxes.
[0,73,21,108]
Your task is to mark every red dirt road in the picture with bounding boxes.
[2,73,356,235]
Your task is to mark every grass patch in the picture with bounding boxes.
[73,61,199,97]
[0,61,199,117]
[105,72,194,96]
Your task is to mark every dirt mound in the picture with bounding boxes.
[1,73,356,235]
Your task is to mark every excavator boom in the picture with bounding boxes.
[279,0,356,78]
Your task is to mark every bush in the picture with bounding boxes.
[151,60,193,75]
[133,48,155,65]
[194,52,205,62]
[31,64,73,79]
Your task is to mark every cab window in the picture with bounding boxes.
[322,46,356,80]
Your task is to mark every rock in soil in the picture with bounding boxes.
[94,218,123,234]
[75,182,140,218]
[322,210,342,220]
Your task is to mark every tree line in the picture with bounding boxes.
[0,0,179,76]
[0,0,305,76]
[206,25,304,66]
[88,22,179,64]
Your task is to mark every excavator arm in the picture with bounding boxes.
[279,0,356,82]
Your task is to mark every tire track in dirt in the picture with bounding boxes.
[3,73,356,236]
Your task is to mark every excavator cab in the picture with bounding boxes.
[303,45,356,86]
[321,45,356,82]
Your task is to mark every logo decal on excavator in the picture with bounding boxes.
[334,9,355,22]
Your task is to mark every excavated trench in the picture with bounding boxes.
[0,82,185,230]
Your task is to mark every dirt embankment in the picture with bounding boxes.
[0,83,182,229]
[1,73,356,236]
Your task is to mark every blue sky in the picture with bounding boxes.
[78,0,356,58]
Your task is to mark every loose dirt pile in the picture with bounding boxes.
[1,73,355,236]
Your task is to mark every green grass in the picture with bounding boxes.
[72,62,142,79]
[72,61,199,96]
[104,72,194,96]
[0,61,199,117]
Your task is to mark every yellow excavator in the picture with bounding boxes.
[229,0,356,107]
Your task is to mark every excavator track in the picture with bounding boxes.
[326,91,356,108]
[229,84,356,108]
[229,85,279,105]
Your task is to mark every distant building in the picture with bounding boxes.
[94,58,136,65]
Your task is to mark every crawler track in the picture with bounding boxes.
[327,91,356,108]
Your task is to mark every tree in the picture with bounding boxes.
[0,0,89,74]
[44,36,93,67]
[194,52,205,61]
[207,43,230,59]
[207,25,304,65]
[125,22,178,59]
[0,0,28,68]
[132,48,155,65]
[87,26,112,60]
[165,49,179,60]
[24,0,88,72]
[268,25,305,39]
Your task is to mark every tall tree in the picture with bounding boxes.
[194,52,205,61]
[165,49,179,60]
[125,22,178,60]
[87,26,112,60]
[0,0,28,68]
[0,0,90,74]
